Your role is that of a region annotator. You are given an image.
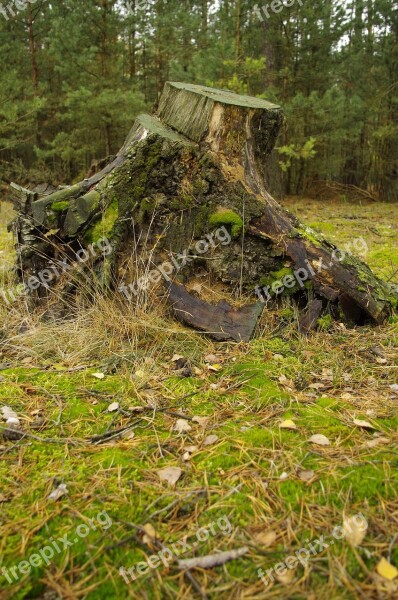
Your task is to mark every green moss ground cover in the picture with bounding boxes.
[0,199,397,599]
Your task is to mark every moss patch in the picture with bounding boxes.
[84,199,119,244]
[209,208,243,237]
[51,200,70,212]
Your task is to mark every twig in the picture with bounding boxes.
[0,425,80,445]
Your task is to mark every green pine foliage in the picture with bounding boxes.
[0,0,396,199]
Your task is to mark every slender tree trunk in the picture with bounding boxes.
[235,0,242,63]
[129,0,137,78]
[28,9,39,97]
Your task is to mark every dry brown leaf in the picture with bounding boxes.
[204,354,218,363]
[108,402,120,413]
[254,530,277,547]
[142,523,157,545]
[308,434,331,446]
[365,437,389,448]
[171,354,184,362]
[276,569,295,585]
[203,434,219,446]
[157,467,182,487]
[192,416,210,428]
[353,418,376,430]
[375,357,388,365]
[309,382,326,390]
[376,557,398,581]
[184,445,198,453]
[48,483,68,502]
[173,419,192,433]
[343,515,368,547]
[298,469,315,482]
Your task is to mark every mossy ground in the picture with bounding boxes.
[0,199,397,600]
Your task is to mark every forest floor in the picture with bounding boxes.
[0,198,397,600]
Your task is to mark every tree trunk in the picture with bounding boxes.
[9,83,397,339]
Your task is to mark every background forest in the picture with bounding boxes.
[0,0,397,201]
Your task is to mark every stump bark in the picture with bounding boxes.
[9,82,397,340]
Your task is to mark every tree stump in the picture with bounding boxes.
[9,82,397,340]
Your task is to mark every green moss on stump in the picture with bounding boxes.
[84,200,119,244]
[209,209,243,238]
[51,201,70,212]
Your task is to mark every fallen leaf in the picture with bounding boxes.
[48,483,68,502]
[376,557,398,581]
[203,434,219,446]
[173,419,192,433]
[178,547,248,570]
[276,569,295,585]
[190,283,203,294]
[375,357,388,365]
[92,372,105,380]
[1,406,19,422]
[353,418,376,429]
[365,436,389,448]
[279,419,297,430]
[192,416,210,428]
[298,469,315,482]
[279,472,289,480]
[30,409,43,416]
[389,384,398,392]
[182,452,191,461]
[204,354,218,363]
[343,515,368,547]
[309,382,326,390]
[184,445,198,453]
[108,402,120,413]
[308,434,331,446]
[193,367,204,376]
[157,466,182,487]
[207,364,222,372]
[253,530,277,547]
[171,354,184,362]
[142,523,157,545]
